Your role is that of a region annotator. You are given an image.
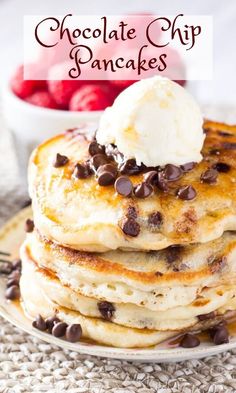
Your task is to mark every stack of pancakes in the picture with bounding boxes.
[20,120,236,348]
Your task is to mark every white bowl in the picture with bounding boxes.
[2,85,103,149]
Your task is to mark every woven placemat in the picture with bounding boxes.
[1,108,236,392]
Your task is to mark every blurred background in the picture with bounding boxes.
[0,0,235,222]
[0,0,235,105]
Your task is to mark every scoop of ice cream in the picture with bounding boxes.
[96,76,205,167]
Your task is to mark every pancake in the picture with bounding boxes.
[25,230,236,313]
[20,235,236,347]
[20,240,236,332]
[29,120,236,252]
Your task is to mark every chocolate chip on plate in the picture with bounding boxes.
[52,322,68,337]
[176,185,197,200]
[210,324,229,345]
[98,301,115,321]
[197,311,216,321]
[45,316,61,333]
[66,324,82,342]
[164,164,183,181]
[53,153,69,168]
[212,162,230,173]
[32,314,47,331]
[88,141,105,156]
[90,154,109,170]
[180,162,196,172]
[200,169,218,184]
[179,333,200,348]
[115,176,133,197]
[144,170,158,185]
[5,285,20,300]
[24,219,34,233]
[134,182,153,198]
[148,212,163,227]
[97,164,118,186]
[119,159,142,176]
[73,163,91,179]
[121,217,140,237]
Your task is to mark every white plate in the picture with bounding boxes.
[0,207,235,362]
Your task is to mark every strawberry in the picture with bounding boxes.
[10,65,45,99]
[48,62,84,108]
[69,84,113,111]
[26,91,58,109]
[109,80,136,92]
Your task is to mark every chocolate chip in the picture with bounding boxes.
[121,217,140,237]
[73,163,91,179]
[45,316,61,333]
[198,311,216,321]
[97,164,118,186]
[218,131,233,137]
[66,324,82,342]
[24,219,34,233]
[155,271,163,277]
[32,314,47,331]
[148,212,163,227]
[222,142,236,150]
[98,301,115,321]
[53,153,69,168]
[156,171,169,192]
[165,245,183,264]
[88,141,105,156]
[209,149,221,156]
[126,206,138,219]
[180,162,196,172]
[210,325,229,345]
[5,285,20,300]
[52,322,68,337]
[180,333,200,348]
[176,185,197,200]
[213,162,230,173]
[7,277,19,287]
[164,164,182,181]
[115,176,133,197]
[12,259,22,271]
[119,159,142,176]
[134,182,153,198]
[8,269,21,281]
[144,170,158,185]
[90,154,109,171]
[200,169,218,184]
[0,262,13,275]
